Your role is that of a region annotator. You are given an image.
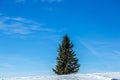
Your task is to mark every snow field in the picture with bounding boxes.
[1,72,120,80]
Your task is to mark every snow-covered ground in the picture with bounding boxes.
[1,72,120,80]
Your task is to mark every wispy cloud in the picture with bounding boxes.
[113,51,120,57]
[79,39,100,57]
[114,51,120,54]
[0,63,13,68]
[0,13,2,16]
[0,15,54,36]
[16,0,26,3]
[91,41,120,48]
[40,0,62,3]
[15,0,62,3]
[81,39,120,58]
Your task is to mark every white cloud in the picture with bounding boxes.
[113,51,120,57]
[0,15,54,36]
[80,39,120,59]
[0,63,13,68]
[15,0,62,3]
[40,0,62,3]
[0,13,2,16]
[79,40,100,57]
[16,0,26,3]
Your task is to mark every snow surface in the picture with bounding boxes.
[1,72,120,80]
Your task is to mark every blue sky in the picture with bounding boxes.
[0,0,120,77]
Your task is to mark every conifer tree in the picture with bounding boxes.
[53,35,80,75]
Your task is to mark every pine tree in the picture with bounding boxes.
[53,35,80,75]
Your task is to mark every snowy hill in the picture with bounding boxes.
[1,72,120,80]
